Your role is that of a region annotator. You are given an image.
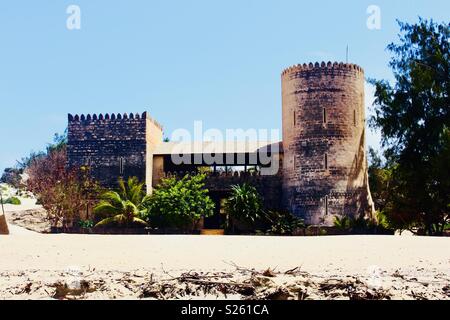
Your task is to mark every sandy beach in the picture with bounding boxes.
[1,222,449,299]
[0,193,449,300]
[1,229,449,273]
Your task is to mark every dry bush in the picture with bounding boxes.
[26,147,99,229]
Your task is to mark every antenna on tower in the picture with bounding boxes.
[346,45,349,63]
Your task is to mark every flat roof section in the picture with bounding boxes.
[153,141,283,155]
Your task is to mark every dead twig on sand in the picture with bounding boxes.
[160,270,233,283]
[224,261,280,278]
[284,266,308,276]
[160,269,253,289]
[178,277,254,289]
[160,263,180,280]
[410,290,429,300]
[224,261,259,275]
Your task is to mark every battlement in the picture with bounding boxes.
[68,111,163,130]
[281,61,364,76]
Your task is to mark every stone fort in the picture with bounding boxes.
[68,61,374,227]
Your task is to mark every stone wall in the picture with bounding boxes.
[67,112,162,189]
[145,119,164,193]
[151,155,165,189]
[281,62,374,225]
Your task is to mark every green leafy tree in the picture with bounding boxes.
[368,148,393,214]
[369,19,449,235]
[142,174,214,230]
[225,183,264,231]
[367,148,407,231]
[94,177,148,228]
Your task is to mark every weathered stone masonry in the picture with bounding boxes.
[67,112,163,189]
[281,62,374,225]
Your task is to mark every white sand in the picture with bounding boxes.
[1,184,447,276]
[0,232,448,274]
[0,190,448,299]
[0,231,449,300]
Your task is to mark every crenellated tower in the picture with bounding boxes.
[281,62,374,225]
[67,112,163,192]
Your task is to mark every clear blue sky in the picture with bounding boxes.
[0,0,448,172]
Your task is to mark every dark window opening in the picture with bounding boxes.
[324,153,328,170]
[324,195,329,215]
[323,108,327,124]
[119,157,125,175]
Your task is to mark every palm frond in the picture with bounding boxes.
[93,201,122,216]
[123,200,139,215]
[94,176,150,228]
[100,191,123,206]
[94,215,126,227]
[118,178,127,199]
[132,217,148,226]
[129,182,144,205]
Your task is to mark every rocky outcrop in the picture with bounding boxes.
[6,208,50,233]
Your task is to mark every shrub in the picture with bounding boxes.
[225,183,264,232]
[333,216,352,231]
[26,147,100,229]
[333,214,394,234]
[78,220,94,229]
[375,211,391,230]
[265,210,304,235]
[4,197,21,205]
[142,174,214,231]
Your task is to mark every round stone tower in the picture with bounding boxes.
[281,61,374,226]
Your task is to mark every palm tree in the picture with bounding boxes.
[225,183,263,231]
[117,176,146,206]
[94,177,148,228]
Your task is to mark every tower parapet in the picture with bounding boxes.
[68,112,163,130]
[281,61,364,76]
[281,61,373,225]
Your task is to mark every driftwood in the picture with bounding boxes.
[160,268,254,289]
[1,263,445,300]
[2,267,447,300]
[178,277,254,289]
